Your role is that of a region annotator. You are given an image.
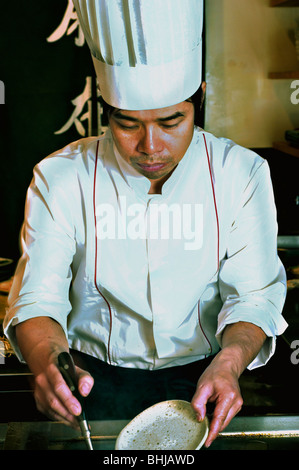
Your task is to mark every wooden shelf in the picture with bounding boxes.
[273,141,299,157]
[268,71,299,78]
[271,0,299,6]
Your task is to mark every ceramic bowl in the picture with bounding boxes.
[115,399,209,450]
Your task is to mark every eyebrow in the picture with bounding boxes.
[113,111,185,123]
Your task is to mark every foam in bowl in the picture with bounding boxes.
[115,400,209,450]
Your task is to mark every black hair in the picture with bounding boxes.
[99,83,205,128]
[99,96,114,120]
[186,84,205,127]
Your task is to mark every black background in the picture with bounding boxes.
[0,0,97,262]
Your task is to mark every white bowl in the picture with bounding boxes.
[115,400,209,450]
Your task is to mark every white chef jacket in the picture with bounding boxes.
[4,127,288,370]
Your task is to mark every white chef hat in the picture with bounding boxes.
[73,0,203,110]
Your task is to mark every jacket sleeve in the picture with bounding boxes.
[215,158,288,369]
[3,160,76,362]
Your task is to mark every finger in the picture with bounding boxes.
[34,378,80,428]
[207,398,235,447]
[191,384,213,421]
[204,411,225,447]
[204,395,243,448]
[219,396,243,432]
[45,393,81,428]
[76,367,94,397]
[49,363,83,416]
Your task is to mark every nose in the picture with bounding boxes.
[137,125,163,155]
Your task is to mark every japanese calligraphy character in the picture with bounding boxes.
[55,77,92,136]
[47,0,84,47]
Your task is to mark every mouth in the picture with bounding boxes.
[136,162,168,173]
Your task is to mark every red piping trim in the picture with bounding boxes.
[197,133,221,356]
[93,140,113,364]
[203,133,220,272]
[92,135,218,364]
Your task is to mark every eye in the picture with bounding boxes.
[160,118,184,129]
[161,122,180,129]
[114,119,139,130]
[119,123,139,130]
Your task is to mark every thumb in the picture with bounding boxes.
[191,384,212,421]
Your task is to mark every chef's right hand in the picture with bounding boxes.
[33,359,94,428]
[15,318,94,427]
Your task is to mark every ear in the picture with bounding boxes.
[199,81,206,111]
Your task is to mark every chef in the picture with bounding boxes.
[4,0,287,448]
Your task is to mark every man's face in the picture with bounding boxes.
[109,100,194,188]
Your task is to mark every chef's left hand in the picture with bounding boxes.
[191,353,243,448]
